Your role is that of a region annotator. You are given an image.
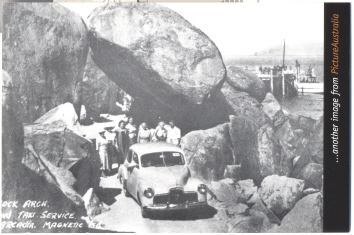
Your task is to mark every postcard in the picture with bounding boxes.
[1,1,350,233]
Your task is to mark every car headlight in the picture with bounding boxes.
[198,184,207,194]
[144,188,155,198]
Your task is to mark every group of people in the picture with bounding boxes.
[96,117,181,177]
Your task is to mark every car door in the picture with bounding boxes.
[126,151,140,199]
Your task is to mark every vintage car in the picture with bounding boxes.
[117,142,208,218]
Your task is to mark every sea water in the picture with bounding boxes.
[279,93,324,120]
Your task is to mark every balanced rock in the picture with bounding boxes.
[260,175,305,217]
[268,193,322,232]
[181,123,234,182]
[226,66,268,102]
[87,3,228,132]
[3,3,89,123]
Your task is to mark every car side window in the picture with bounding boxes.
[127,150,133,163]
[133,153,139,165]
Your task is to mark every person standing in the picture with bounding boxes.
[166,120,181,146]
[126,116,138,146]
[137,122,151,143]
[96,131,111,177]
[154,121,167,142]
[113,120,130,166]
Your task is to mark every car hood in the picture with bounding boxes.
[139,165,189,193]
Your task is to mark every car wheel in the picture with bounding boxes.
[138,194,149,219]
[123,179,130,197]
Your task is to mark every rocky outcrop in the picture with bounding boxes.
[181,123,234,182]
[226,66,268,102]
[260,175,305,218]
[87,3,230,132]
[82,50,122,120]
[2,70,25,230]
[2,71,88,232]
[3,3,89,123]
[268,193,322,232]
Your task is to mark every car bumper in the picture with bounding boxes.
[144,201,207,211]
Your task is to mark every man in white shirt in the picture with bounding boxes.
[166,120,181,146]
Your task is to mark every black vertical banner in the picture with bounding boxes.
[323,3,350,232]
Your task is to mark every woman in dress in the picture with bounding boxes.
[96,131,111,177]
[125,116,138,146]
[113,120,130,166]
[154,121,167,142]
[137,122,151,143]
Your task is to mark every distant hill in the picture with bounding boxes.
[254,42,323,57]
[224,41,324,82]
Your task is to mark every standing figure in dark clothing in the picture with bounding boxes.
[113,120,130,166]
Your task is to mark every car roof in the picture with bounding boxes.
[130,142,183,155]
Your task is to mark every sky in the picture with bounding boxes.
[62,2,324,58]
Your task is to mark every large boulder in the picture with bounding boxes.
[235,179,258,203]
[260,175,305,218]
[303,116,323,163]
[227,210,271,233]
[261,93,287,129]
[35,102,83,136]
[229,117,288,184]
[23,120,101,198]
[87,3,229,133]
[297,163,323,190]
[288,113,317,134]
[208,179,239,203]
[221,83,269,129]
[82,50,122,120]
[226,66,268,102]
[181,123,234,182]
[3,3,89,123]
[268,193,322,232]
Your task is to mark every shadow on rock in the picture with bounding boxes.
[97,188,122,206]
[148,205,217,221]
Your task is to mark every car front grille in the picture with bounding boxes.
[153,189,198,205]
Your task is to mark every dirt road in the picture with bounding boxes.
[92,166,225,233]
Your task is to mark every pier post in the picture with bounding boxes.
[270,69,274,94]
[282,70,285,97]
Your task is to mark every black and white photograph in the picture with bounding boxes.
[2,1,349,233]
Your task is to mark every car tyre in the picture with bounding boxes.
[122,179,130,197]
[138,194,149,219]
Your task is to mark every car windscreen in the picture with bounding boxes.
[141,152,185,167]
